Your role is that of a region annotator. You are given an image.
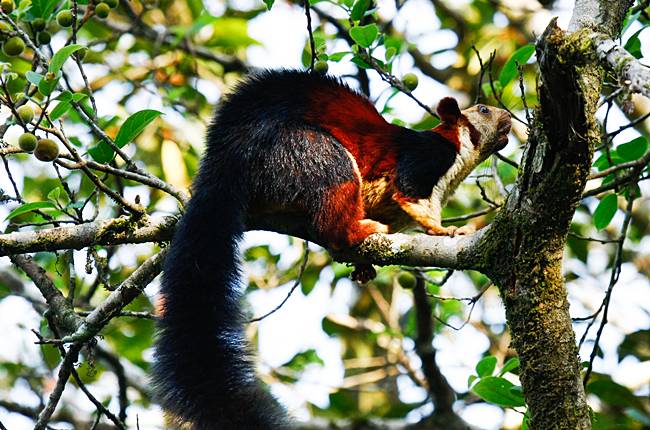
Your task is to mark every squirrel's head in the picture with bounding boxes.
[436,97,511,161]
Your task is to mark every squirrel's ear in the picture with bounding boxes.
[437,97,461,123]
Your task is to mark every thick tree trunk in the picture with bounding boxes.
[474,0,631,424]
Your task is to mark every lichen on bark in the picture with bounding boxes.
[473,20,607,430]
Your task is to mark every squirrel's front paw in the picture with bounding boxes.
[426,225,474,236]
[426,225,457,236]
[454,225,475,236]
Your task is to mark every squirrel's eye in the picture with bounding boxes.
[478,105,489,114]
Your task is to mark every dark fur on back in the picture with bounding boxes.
[152,69,459,429]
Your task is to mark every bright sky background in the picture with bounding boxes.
[1,0,649,429]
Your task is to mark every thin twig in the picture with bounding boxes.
[34,343,83,430]
[582,184,637,387]
[250,242,310,322]
[304,0,316,71]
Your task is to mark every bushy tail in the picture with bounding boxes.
[152,179,289,429]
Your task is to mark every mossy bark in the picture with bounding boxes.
[475,23,607,429]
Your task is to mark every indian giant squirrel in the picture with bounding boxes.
[152,69,511,429]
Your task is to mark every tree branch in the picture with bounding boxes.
[58,250,165,343]
[0,216,177,256]
[0,214,485,271]
[595,37,650,100]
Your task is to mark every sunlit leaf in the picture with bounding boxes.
[499,44,535,87]
[623,26,648,59]
[49,101,72,121]
[351,0,371,21]
[6,201,57,220]
[49,44,84,74]
[30,0,60,18]
[88,110,163,163]
[472,376,526,407]
[349,24,378,48]
[617,136,648,162]
[593,194,618,230]
[25,71,43,86]
[46,187,61,202]
[498,357,520,376]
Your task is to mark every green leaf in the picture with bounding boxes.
[476,355,497,377]
[617,329,650,361]
[329,51,351,62]
[621,10,641,35]
[349,24,378,48]
[30,0,60,18]
[115,109,163,147]
[499,44,535,87]
[411,114,440,131]
[187,0,204,18]
[593,151,624,171]
[49,101,72,121]
[467,374,477,388]
[6,201,57,220]
[87,142,116,163]
[351,0,371,21]
[206,18,260,48]
[351,56,372,69]
[385,47,397,62]
[55,91,72,102]
[47,187,61,202]
[624,29,644,59]
[72,93,88,103]
[49,45,84,74]
[25,71,44,86]
[498,357,520,376]
[263,0,274,10]
[593,194,618,230]
[617,136,648,162]
[67,201,86,210]
[482,81,503,98]
[89,110,163,163]
[522,412,530,430]
[587,379,645,411]
[472,376,526,407]
[186,13,218,37]
[38,72,60,97]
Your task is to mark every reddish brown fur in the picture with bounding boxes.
[306,86,402,180]
[314,181,387,248]
[431,123,460,151]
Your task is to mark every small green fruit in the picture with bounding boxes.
[32,18,46,32]
[104,0,118,7]
[34,138,60,161]
[18,132,38,151]
[37,31,51,45]
[2,36,25,56]
[56,10,74,27]
[397,272,417,289]
[95,2,110,18]
[0,21,10,33]
[402,73,419,91]
[1,0,14,14]
[314,60,328,74]
[16,105,34,123]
